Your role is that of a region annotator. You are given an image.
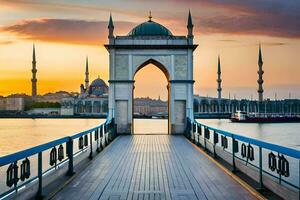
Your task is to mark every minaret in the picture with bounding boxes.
[31,44,37,97]
[85,56,89,89]
[108,13,114,44]
[217,55,222,100]
[257,44,264,102]
[187,9,194,44]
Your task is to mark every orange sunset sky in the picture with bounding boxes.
[0,0,300,100]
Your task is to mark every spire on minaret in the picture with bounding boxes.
[108,13,114,43]
[257,43,264,102]
[148,10,152,21]
[217,55,222,100]
[258,43,263,65]
[85,56,89,90]
[33,44,36,63]
[187,9,194,43]
[31,44,37,97]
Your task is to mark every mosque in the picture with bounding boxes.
[60,57,108,116]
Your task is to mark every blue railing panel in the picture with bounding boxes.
[0,137,69,167]
[191,119,300,195]
[197,121,300,159]
[0,118,115,199]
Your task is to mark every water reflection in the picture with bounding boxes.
[134,119,168,134]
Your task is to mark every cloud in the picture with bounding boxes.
[1,19,135,45]
[0,0,142,19]
[135,0,300,39]
[0,41,14,45]
[196,14,300,39]
[193,0,300,38]
[2,0,300,40]
[263,42,286,46]
[218,39,239,42]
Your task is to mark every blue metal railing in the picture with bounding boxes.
[186,118,300,200]
[0,118,116,199]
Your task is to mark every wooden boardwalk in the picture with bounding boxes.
[52,135,257,200]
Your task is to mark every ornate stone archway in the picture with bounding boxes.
[105,12,197,134]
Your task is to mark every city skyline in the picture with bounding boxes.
[0,0,300,100]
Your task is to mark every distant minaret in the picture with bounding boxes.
[217,55,222,100]
[31,44,37,97]
[257,44,264,102]
[85,56,89,89]
[187,9,194,44]
[108,13,114,44]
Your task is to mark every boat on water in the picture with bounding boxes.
[231,111,300,123]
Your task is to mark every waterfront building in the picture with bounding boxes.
[134,97,167,116]
[0,97,25,111]
[27,107,60,115]
[194,95,300,115]
[34,91,74,103]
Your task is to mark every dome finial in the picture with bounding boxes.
[148,10,152,21]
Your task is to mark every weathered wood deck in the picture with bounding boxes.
[52,135,257,200]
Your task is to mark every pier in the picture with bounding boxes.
[0,119,300,200]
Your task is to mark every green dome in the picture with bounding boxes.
[128,20,173,36]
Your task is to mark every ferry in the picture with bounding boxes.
[231,111,300,123]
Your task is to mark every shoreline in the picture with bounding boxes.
[0,114,107,119]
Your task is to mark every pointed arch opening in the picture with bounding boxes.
[133,59,170,134]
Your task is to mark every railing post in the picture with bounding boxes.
[258,146,264,191]
[89,132,93,159]
[204,129,207,151]
[96,129,100,152]
[37,152,43,198]
[213,131,217,158]
[204,127,209,152]
[66,138,74,176]
[13,161,18,194]
[298,160,300,200]
[232,135,236,173]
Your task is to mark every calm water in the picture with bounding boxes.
[134,119,168,134]
[197,119,300,150]
[0,118,299,156]
[0,119,104,156]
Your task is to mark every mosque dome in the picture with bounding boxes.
[128,16,172,37]
[89,77,108,96]
[90,77,107,87]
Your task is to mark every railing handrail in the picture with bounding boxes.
[194,120,300,159]
[0,119,110,167]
